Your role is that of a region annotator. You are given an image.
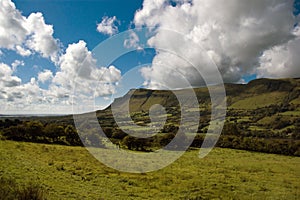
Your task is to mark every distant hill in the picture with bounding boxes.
[106,78,300,112]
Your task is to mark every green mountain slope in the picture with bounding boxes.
[108,78,300,112]
[94,78,300,156]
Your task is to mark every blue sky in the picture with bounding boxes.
[13,0,142,48]
[8,0,144,84]
[0,0,300,114]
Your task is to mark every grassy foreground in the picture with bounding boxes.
[0,140,299,200]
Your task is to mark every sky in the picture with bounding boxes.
[0,0,300,114]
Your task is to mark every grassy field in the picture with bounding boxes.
[229,92,286,110]
[0,140,299,199]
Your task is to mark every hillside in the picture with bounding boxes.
[94,78,300,155]
[108,78,300,112]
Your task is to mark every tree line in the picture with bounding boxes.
[0,118,299,156]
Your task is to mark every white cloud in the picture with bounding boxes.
[0,63,21,88]
[134,0,298,88]
[26,12,60,63]
[97,16,119,36]
[60,40,96,79]
[0,64,63,114]
[0,63,13,78]
[50,40,121,108]
[11,60,25,72]
[38,69,53,83]
[124,30,143,50]
[0,40,122,114]
[15,45,32,57]
[257,28,300,78]
[0,0,27,50]
[0,1,123,114]
[0,0,60,62]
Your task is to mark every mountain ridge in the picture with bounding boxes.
[105,78,300,113]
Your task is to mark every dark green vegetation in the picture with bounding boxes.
[0,78,300,156]
[0,119,82,146]
[0,140,299,199]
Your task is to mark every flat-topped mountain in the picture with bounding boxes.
[106,78,300,113]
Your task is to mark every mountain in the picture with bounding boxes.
[106,78,300,112]
[91,78,300,155]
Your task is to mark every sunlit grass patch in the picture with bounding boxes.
[0,140,299,199]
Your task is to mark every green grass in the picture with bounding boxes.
[280,111,300,116]
[291,97,300,105]
[235,117,251,123]
[257,114,296,126]
[230,92,286,109]
[0,140,299,199]
[248,126,267,131]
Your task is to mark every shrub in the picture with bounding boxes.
[0,176,47,200]
[18,183,47,200]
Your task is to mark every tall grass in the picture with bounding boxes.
[0,176,47,200]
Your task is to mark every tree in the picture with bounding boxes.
[44,124,65,143]
[3,125,26,141]
[222,123,240,135]
[111,128,127,140]
[191,134,204,147]
[122,135,136,150]
[101,127,113,138]
[85,128,105,148]
[64,125,82,146]
[24,121,44,142]
[158,133,175,147]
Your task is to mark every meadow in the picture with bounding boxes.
[0,140,299,200]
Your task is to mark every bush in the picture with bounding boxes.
[0,130,5,140]
[18,183,47,200]
[111,129,127,140]
[0,176,47,200]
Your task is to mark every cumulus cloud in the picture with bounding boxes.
[124,30,143,50]
[257,27,300,78]
[51,40,121,102]
[26,12,60,63]
[0,0,60,62]
[97,16,119,36]
[56,40,96,83]
[0,39,122,114]
[0,63,41,102]
[0,61,69,114]
[15,45,32,57]
[134,0,298,88]
[0,0,27,50]
[11,60,25,72]
[0,63,21,88]
[0,1,122,114]
[38,69,53,83]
